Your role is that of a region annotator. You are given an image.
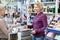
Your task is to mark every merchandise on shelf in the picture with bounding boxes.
[28,13,36,23]
[54,35,60,40]
[44,6,55,13]
[47,15,60,40]
[58,8,60,13]
[41,0,55,2]
[10,34,17,40]
[28,4,34,13]
[28,6,33,12]
[53,20,60,30]
[47,6,50,13]
[46,32,56,40]
[48,17,58,27]
[22,14,27,20]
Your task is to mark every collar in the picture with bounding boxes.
[37,12,43,15]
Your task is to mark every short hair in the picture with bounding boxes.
[34,2,43,11]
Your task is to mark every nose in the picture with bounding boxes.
[34,7,36,10]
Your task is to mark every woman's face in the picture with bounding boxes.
[34,4,40,13]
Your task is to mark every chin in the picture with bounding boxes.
[35,11,37,13]
[36,12,38,13]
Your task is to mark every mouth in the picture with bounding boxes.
[34,9,37,12]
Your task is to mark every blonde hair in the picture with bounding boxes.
[0,4,5,12]
[34,2,43,11]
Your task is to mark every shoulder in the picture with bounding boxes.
[41,13,47,18]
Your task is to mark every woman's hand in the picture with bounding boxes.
[31,30,36,34]
[23,25,28,29]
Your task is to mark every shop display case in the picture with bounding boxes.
[46,16,60,40]
[18,29,32,40]
[9,28,32,40]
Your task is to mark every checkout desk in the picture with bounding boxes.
[8,24,32,40]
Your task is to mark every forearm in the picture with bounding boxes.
[28,25,33,29]
[35,27,47,33]
[8,26,13,33]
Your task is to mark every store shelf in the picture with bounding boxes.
[47,27,60,34]
[58,1,60,3]
[51,21,56,24]
[29,2,35,4]
[21,36,32,40]
[42,1,55,4]
[45,13,54,15]
[43,12,54,15]
[28,12,36,13]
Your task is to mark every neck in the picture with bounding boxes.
[37,11,42,15]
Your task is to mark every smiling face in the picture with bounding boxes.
[34,4,40,13]
[34,2,43,14]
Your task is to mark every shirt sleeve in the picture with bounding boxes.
[0,20,8,36]
[28,25,33,29]
[35,14,48,33]
[0,19,13,36]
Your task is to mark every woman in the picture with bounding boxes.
[0,4,17,40]
[24,2,48,40]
